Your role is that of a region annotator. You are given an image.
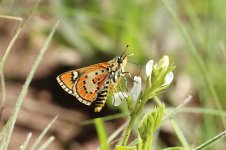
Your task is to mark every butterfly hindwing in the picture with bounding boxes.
[75,63,110,105]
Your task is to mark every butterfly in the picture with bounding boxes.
[56,50,128,112]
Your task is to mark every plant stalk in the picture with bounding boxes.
[121,90,150,146]
[121,114,137,146]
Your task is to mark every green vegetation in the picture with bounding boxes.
[1,0,226,149]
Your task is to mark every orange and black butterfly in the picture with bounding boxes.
[56,50,128,112]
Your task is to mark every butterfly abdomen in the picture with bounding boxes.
[94,83,110,112]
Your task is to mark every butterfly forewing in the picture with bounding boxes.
[57,71,78,95]
[57,62,110,106]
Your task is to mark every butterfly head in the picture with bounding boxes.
[109,53,127,73]
[113,45,128,70]
[117,53,127,69]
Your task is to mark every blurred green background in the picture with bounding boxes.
[0,0,226,149]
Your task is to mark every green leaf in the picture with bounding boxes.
[163,147,185,150]
[137,103,165,150]
[115,145,137,150]
[138,103,165,138]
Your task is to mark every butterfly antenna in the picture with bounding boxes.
[120,45,129,58]
[122,76,129,92]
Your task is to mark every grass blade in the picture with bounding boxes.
[81,113,126,125]
[0,15,22,21]
[194,130,226,150]
[94,118,109,150]
[0,20,59,149]
[162,95,192,122]
[0,72,6,123]
[37,136,55,150]
[30,115,58,150]
[108,121,128,145]
[19,132,32,150]
[0,0,41,74]
[166,107,226,117]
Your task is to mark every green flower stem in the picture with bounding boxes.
[121,59,174,146]
[121,114,137,146]
[126,96,134,115]
[121,88,154,146]
[135,88,155,115]
[143,136,152,150]
[122,93,143,145]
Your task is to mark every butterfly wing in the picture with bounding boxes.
[57,70,78,95]
[57,62,110,105]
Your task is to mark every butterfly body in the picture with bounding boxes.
[57,54,127,112]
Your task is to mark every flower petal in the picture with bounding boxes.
[113,92,128,106]
[130,76,142,102]
[161,55,169,69]
[162,72,174,86]
[146,60,154,77]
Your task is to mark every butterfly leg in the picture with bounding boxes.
[121,76,129,92]
[112,90,116,107]
[122,72,137,83]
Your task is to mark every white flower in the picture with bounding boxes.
[113,92,128,106]
[146,60,154,77]
[112,56,174,107]
[162,71,174,87]
[112,76,142,106]
[129,76,142,102]
[145,56,174,87]
[160,55,169,70]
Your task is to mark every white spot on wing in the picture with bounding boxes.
[68,90,73,94]
[76,97,91,106]
[73,71,78,80]
[65,88,69,92]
